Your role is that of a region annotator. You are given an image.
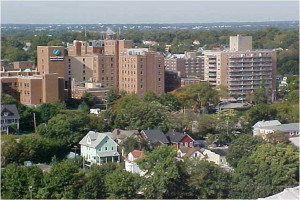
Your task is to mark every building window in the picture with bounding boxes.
[140,71,143,75]
[68,59,71,63]
[83,58,85,62]
[140,85,143,89]
[83,77,85,81]
[185,142,188,147]
[112,147,114,150]
[83,64,85,68]
[189,142,193,147]
[102,70,104,73]
[111,58,113,61]
[105,147,107,151]
[83,70,85,74]
[158,78,161,81]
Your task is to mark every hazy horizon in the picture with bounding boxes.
[2,1,299,24]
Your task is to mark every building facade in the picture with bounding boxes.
[119,49,164,97]
[203,35,277,99]
[1,73,64,105]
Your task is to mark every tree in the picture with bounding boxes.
[78,163,117,199]
[186,160,230,199]
[158,92,182,111]
[230,143,299,199]
[226,134,265,167]
[37,159,82,199]
[78,102,89,114]
[35,102,66,124]
[37,111,88,147]
[107,89,119,106]
[1,135,21,166]
[121,137,139,155]
[8,124,18,134]
[104,168,141,199]
[1,164,43,199]
[137,145,181,199]
[266,131,290,145]
[246,80,271,105]
[81,91,95,108]
[285,90,299,102]
[142,90,157,102]
[176,82,219,111]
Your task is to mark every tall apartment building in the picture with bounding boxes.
[119,48,164,97]
[203,34,276,98]
[165,52,204,79]
[1,73,64,105]
[65,39,133,92]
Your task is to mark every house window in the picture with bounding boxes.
[189,142,193,147]
[185,142,188,147]
[105,147,108,151]
[112,147,114,150]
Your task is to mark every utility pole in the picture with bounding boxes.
[29,186,33,199]
[226,119,229,135]
[33,113,37,133]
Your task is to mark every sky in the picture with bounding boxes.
[1,1,299,24]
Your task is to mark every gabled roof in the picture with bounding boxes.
[178,147,204,158]
[1,104,20,119]
[209,148,228,157]
[142,129,169,145]
[131,150,144,159]
[79,131,117,148]
[253,120,281,128]
[166,131,185,143]
[112,129,139,140]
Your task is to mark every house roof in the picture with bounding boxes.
[253,120,281,128]
[263,123,299,133]
[166,131,185,143]
[258,186,299,200]
[131,150,144,159]
[79,131,116,148]
[209,148,228,157]
[112,129,139,140]
[181,147,203,158]
[1,104,20,119]
[289,137,300,147]
[142,129,169,145]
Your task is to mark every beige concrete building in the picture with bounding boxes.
[13,61,35,70]
[230,34,252,51]
[203,35,276,98]
[119,48,164,97]
[1,73,64,105]
[37,46,65,78]
[66,39,133,93]
[165,52,204,79]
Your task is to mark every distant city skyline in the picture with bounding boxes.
[2,1,299,24]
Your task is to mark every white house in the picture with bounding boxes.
[79,131,120,166]
[125,150,146,176]
[253,120,281,136]
[177,147,205,161]
[203,147,228,166]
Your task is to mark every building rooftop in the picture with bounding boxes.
[1,104,20,120]
[263,123,299,133]
[253,120,282,128]
[142,129,169,145]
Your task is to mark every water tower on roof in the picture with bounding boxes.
[106,27,115,40]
